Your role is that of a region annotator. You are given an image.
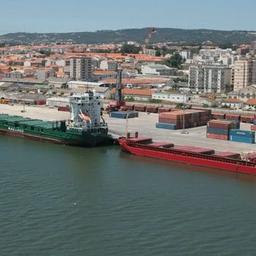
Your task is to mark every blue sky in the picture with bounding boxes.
[0,0,255,34]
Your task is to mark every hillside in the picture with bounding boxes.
[0,28,256,45]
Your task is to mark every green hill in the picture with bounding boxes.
[0,28,256,45]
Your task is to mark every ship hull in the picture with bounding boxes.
[118,138,256,176]
[0,128,114,147]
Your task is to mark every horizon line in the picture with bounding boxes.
[1,26,256,36]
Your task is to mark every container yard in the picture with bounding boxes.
[1,104,256,153]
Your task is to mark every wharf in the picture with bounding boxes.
[0,104,255,153]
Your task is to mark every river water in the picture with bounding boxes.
[1,136,256,256]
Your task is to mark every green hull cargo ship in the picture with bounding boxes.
[0,92,113,147]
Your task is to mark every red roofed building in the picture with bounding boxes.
[112,88,153,101]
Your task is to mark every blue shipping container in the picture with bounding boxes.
[207,127,229,135]
[156,122,176,130]
[110,111,139,119]
[229,135,255,144]
[229,129,255,137]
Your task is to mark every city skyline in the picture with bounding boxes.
[0,0,256,35]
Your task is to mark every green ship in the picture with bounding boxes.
[0,92,113,147]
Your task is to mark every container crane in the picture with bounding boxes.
[144,27,157,46]
[106,68,125,112]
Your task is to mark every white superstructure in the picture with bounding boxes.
[69,91,103,130]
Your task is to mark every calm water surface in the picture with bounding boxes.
[1,136,256,256]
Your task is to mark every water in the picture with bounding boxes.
[1,136,256,256]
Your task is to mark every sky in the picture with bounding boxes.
[0,0,255,34]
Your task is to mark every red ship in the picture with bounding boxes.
[118,133,256,176]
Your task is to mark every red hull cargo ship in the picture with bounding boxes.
[118,134,256,176]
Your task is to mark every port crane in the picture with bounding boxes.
[144,27,157,46]
[106,68,125,112]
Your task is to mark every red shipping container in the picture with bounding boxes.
[158,108,172,113]
[58,106,70,112]
[207,133,229,140]
[134,105,146,112]
[207,120,236,130]
[251,125,256,131]
[146,106,158,113]
[225,114,240,121]
[212,112,225,119]
[241,115,255,123]
[126,104,135,110]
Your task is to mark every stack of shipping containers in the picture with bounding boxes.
[206,120,240,140]
[156,110,211,130]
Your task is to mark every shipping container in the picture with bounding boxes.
[251,125,256,131]
[207,120,239,130]
[125,104,135,111]
[58,106,70,112]
[156,122,176,130]
[225,114,240,121]
[207,133,229,140]
[110,111,139,119]
[134,105,146,112]
[159,109,211,129]
[240,115,255,123]
[229,129,255,137]
[146,106,159,113]
[211,112,225,120]
[158,108,172,113]
[35,100,46,105]
[229,135,255,144]
[207,127,230,135]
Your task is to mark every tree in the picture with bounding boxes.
[120,44,141,54]
[39,49,51,56]
[165,53,184,69]
[155,49,161,56]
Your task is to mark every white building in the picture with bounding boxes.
[100,60,118,71]
[46,97,70,108]
[70,57,92,81]
[189,65,231,93]
[180,50,192,60]
[193,48,236,66]
[152,92,191,103]
[141,64,177,76]
[67,81,105,90]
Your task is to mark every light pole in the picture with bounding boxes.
[125,111,132,137]
[180,90,189,135]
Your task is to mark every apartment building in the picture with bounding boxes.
[189,65,231,93]
[70,57,92,81]
[233,59,256,91]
